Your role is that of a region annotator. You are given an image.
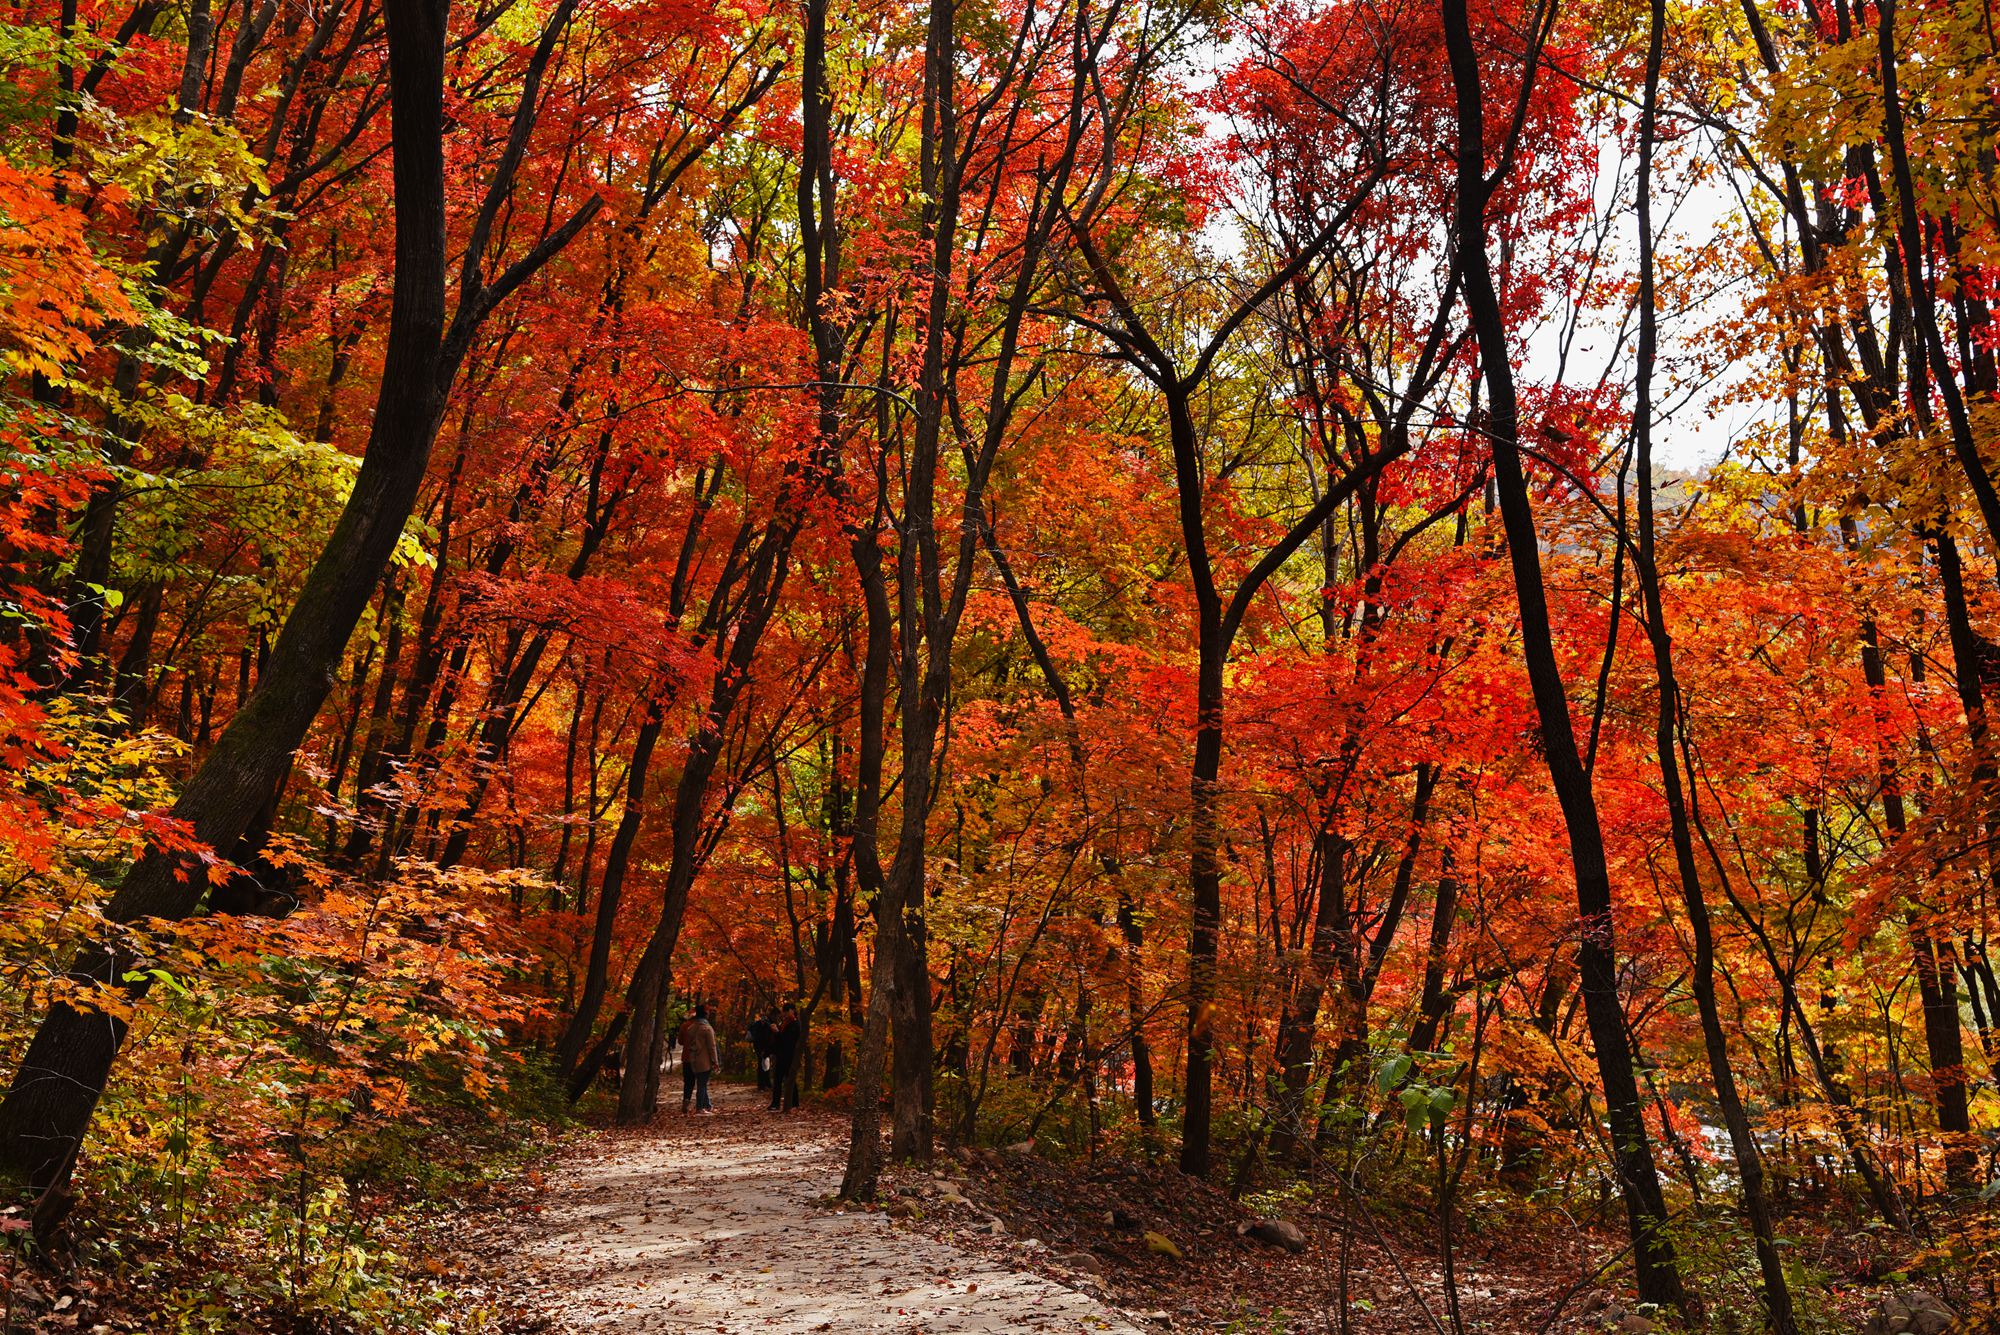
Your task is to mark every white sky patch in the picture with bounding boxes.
[1170,22,1772,477]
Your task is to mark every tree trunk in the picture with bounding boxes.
[1182,592,1226,1177]
[1269,829,1350,1165]
[555,710,662,1075]
[0,0,456,1197]
[617,524,797,1121]
[1406,855,1460,1055]
[617,729,729,1122]
[1440,0,1684,1306]
[1118,892,1156,1128]
[838,511,895,1199]
[1630,6,1794,1315]
[1916,534,1981,1185]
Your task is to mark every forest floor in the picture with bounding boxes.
[442,1082,1632,1335]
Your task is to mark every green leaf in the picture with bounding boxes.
[1376,1053,1413,1092]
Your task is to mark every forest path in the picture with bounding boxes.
[497,1081,1145,1334]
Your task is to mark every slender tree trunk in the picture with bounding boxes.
[1918,534,1982,1185]
[555,710,662,1075]
[1182,564,1226,1177]
[617,724,731,1120]
[1118,893,1156,1127]
[1876,0,2000,558]
[868,0,969,1163]
[1407,854,1460,1055]
[1630,10,1795,1317]
[840,505,897,1196]
[1269,829,1350,1165]
[1440,0,1685,1306]
[616,519,799,1121]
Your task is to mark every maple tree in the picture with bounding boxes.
[0,0,1996,1328]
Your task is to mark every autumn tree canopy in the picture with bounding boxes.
[0,0,1995,1327]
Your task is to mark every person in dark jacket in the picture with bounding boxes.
[768,1003,801,1111]
[748,1010,776,1090]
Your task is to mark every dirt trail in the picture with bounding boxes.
[494,1081,1145,1334]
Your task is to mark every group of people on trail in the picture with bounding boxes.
[671,1001,801,1114]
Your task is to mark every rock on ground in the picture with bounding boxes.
[1864,1287,1957,1335]
[483,1082,1145,1334]
[1241,1219,1307,1253]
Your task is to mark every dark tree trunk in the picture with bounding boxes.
[1630,6,1794,1316]
[1918,534,1981,1185]
[616,725,733,1121]
[0,0,457,1196]
[555,710,662,1075]
[1407,856,1460,1055]
[1119,894,1156,1128]
[110,583,162,726]
[839,513,896,1197]
[1439,0,1685,1306]
[1182,524,1226,1177]
[1268,829,1350,1165]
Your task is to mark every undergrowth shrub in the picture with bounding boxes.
[0,701,559,1333]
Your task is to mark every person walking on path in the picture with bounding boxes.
[678,1004,719,1114]
[748,1009,776,1090]
[768,1003,801,1112]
